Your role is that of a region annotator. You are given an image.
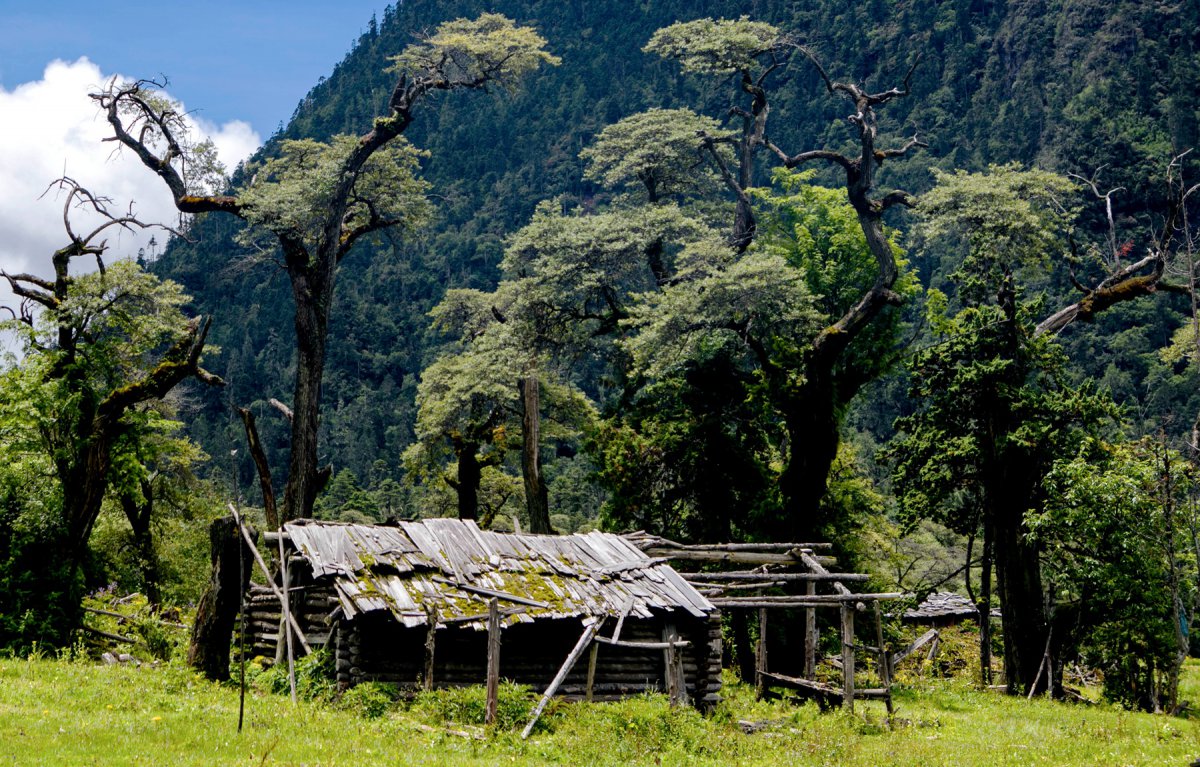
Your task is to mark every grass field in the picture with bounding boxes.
[2,653,1199,766]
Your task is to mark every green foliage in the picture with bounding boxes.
[238,135,431,246]
[336,681,400,719]
[411,681,533,730]
[1032,438,1198,711]
[644,18,785,74]
[388,13,561,88]
[918,164,1078,302]
[580,108,732,201]
[622,249,820,379]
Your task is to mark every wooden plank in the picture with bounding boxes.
[891,628,939,667]
[521,621,602,739]
[611,597,633,643]
[595,637,690,650]
[663,622,687,706]
[712,592,906,604]
[485,599,501,725]
[423,610,437,692]
[644,548,835,565]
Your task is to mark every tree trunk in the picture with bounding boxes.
[282,269,330,522]
[777,377,841,541]
[188,515,256,681]
[119,486,161,607]
[454,440,482,521]
[520,375,552,534]
[979,520,994,686]
[993,490,1049,694]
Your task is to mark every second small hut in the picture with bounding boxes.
[248,518,722,709]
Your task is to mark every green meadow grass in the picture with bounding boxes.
[1,654,1198,766]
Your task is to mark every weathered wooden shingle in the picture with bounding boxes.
[284,518,716,629]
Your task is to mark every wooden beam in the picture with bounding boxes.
[678,571,869,582]
[430,576,551,609]
[801,552,852,597]
[594,637,690,650]
[709,592,906,607]
[644,548,835,566]
[664,622,687,706]
[585,643,599,703]
[873,602,894,718]
[485,599,501,725]
[522,621,601,739]
[891,628,939,667]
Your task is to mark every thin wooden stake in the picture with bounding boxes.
[1028,624,1054,700]
[522,621,601,739]
[873,602,894,719]
[424,610,437,692]
[804,580,817,679]
[485,598,501,725]
[755,607,768,700]
[664,621,687,706]
[841,604,855,712]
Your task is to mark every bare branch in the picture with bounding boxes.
[876,135,928,162]
[268,398,294,423]
[766,141,853,171]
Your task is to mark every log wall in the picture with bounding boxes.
[244,583,722,708]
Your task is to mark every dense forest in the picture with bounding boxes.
[156,0,1199,495]
[2,0,1199,712]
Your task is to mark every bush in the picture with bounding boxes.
[250,648,337,702]
[338,681,401,719]
[410,682,533,730]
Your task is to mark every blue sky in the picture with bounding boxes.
[1,1,389,137]
[0,2,390,329]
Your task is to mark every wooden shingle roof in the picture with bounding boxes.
[284,518,715,629]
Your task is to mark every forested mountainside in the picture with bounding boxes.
[154,0,1198,493]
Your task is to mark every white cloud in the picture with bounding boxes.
[0,58,260,349]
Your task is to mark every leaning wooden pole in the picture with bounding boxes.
[279,528,297,704]
[522,621,601,739]
[228,505,311,654]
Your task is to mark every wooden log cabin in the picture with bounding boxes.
[247,518,722,708]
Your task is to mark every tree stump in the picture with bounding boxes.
[187,515,256,680]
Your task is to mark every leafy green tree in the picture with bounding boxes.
[0,181,221,645]
[1033,437,1198,711]
[890,163,1180,694]
[644,18,928,535]
[94,13,558,522]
